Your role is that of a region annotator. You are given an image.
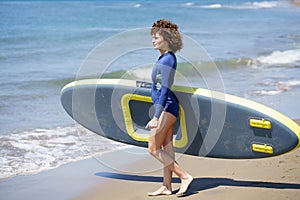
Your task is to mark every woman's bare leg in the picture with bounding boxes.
[162,126,174,192]
[148,112,174,196]
[148,112,193,196]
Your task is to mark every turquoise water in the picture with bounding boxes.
[0,0,300,179]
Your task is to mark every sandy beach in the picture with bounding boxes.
[75,121,300,199]
[0,120,299,200]
[74,143,300,199]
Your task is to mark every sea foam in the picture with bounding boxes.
[257,49,300,65]
[0,125,126,180]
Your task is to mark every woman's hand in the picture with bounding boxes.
[146,117,159,129]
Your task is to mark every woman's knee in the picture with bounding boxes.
[148,145,158,156]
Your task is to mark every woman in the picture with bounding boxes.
[146,19,193,196]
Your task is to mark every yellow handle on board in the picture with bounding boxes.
[249,118,271,129]
[252,143,273,154]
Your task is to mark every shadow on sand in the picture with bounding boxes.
[95,172,300,197]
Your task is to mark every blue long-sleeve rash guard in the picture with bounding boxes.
[151,52,177,118]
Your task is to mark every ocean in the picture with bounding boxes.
[0,0,300,180]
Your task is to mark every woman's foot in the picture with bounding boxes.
[176,174,193,196]
[148,186,172,196]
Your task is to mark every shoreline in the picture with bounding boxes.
[0,120,299,200]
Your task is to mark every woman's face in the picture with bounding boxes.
[152,32,169,52]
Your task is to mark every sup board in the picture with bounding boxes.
[60,79,300,159]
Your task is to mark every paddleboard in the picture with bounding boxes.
[60,79,300,159]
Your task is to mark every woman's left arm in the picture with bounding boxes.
[146,56,175,129]
[153,63,175,119]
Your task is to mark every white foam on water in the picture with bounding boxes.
[0,125,127,180]
[256,49,300,65]
[187,1,283,10]
[199,4,222,9]
[133,3,141,8]
[184,2,195,6]
[227,1,280,10]
[249,79,300,96]
[250,1,279,9]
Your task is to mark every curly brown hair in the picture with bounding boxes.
[151,19,183,53]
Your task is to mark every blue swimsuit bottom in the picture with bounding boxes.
[153,90,179,118]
